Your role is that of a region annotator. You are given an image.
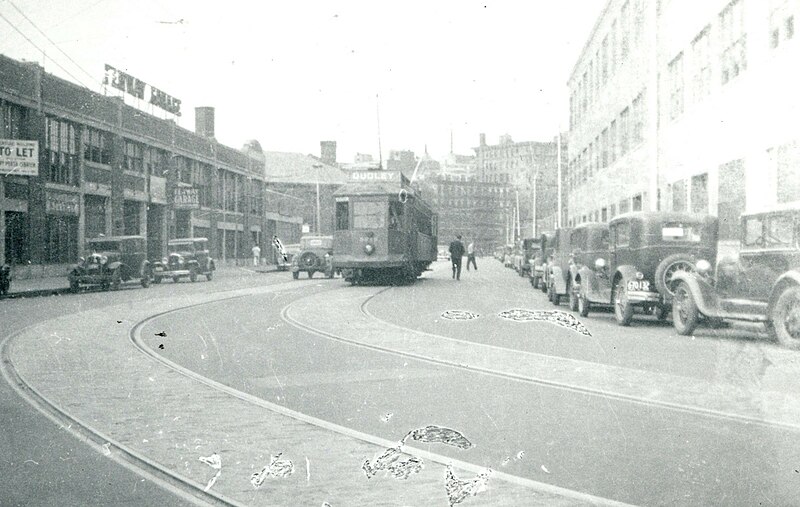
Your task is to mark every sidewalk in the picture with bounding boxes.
[1,264,282,300]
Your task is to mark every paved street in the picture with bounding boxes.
[3,260,800,505]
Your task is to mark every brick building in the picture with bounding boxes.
[0,54,303,275]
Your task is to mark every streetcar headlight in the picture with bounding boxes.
[594,258,606,270]
[695,259,712,275]
[364,243,375,255]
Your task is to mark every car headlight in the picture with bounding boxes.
[161,258,168,264]
[364,243,375,255]
[635,271,644,280]
[695,259,712,275]
[178,258,185,265]
[100,255,108,265]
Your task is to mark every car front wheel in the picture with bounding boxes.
[578,291,590,317]
[206,271,213,281]
[569,284,579,312]
[292,271,299,280]
[189,266,198,282]
[672,281,699,335]
[770,286,800,350]
[614,280,634,326]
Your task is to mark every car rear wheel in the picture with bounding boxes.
[172,276,180,283]
[206,271,213,281]
[308,270,315,279]
[614,280,633,326]
[141,272,151,288]
[292,271,299,280]
[69,277,80,293]
[578,292,590,317]
[110,270,121,291]
[548,284,561,306]
[569,284,579,312]
[153,276,162,284]
[189,266,198,282]
[770,286,800,350]
[654,304,669,321]
[672,281,699,335]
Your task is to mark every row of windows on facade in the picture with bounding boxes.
[569,192,646,228]
[436,185,510,197]
[567,88,646,191]
[570,0,645,129]
[479,155,557,175]
[334,201,434,236]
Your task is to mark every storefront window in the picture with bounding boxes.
[335,201,350,230]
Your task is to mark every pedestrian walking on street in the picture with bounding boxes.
[449,234,465,280]
[467,240,477,271]
[251,244,261,267]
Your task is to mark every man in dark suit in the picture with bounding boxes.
[448,234,465,280]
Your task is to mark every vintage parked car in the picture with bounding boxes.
[544,228,574,305]
[0,264,10,296]
[514,238,539,277]
[574,211,718,325]
[68,235,152,291]
[151,237,215,283]
[291,235,334,279]
[567,223,611,313]
[503,244,514,268]
[671,205,800,348]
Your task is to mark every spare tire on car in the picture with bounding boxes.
[655,253,696,298]
[300,252,318,268]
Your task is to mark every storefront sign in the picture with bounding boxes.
[45,191,80,216]
[103,64,182,116]
[0,140,38,176]
[173,187,199,209]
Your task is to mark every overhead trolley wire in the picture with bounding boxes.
[5,0,98,85]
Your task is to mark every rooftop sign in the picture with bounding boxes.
[348,170,409,185]
[103,64,182,116]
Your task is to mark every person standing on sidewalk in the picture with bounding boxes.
[449,234,465,280]
[466,240,477,271]
[251,244,261,267]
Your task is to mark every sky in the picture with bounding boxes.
[0,0,604,162]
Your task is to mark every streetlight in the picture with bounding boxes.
[312,163,322,234]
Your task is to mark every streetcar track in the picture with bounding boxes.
[0,324,241,507]
[282,284,800,434]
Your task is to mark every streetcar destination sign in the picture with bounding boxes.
[0,139,39,176]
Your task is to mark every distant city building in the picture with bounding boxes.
[566,0,800,252]
[474,133,564,235]
[386,150,416,173]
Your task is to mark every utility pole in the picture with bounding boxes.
[557,130,563,228]
[313,163,323,234]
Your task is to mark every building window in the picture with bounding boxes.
[601,128,609,168]
[620,0,630,61]
[601,35,609,84]
[672,180,687,211]
[609,120,618,164]
[144,147,166,177]
[691,27,712,102]
[770,141,800,203]
[770,1,795,49]
[720,0,747,85]
[610,20,618,76]
[45,116,78,186]
[123,139,143,172]
[632,90,645,146]
[632,193,643,211]
[619,107,630,156]
[718,159,746,240]
[1,100,27,139]
[690,173,708,212]
[44,215,78,263]
[82,127,111,165]
[668,52,684,119]
[619,198,630,214]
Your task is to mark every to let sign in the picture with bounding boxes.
[173,187,200,209]
[0,140,38,176]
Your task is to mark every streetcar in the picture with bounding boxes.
[332,170,437,284]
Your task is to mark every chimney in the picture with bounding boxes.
[195,107,215,138]
[320,140,337,166]
[479,133,486,147]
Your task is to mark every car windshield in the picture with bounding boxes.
[87,241,120,252]
[661,222,702,242]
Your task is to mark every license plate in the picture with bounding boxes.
[627,280,650,291]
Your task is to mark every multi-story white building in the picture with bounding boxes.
[567,0,799,249]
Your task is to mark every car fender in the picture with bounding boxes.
[578,265,612,303]
[550,266,568,294]
[107,261,123,271]
[670,270,723,318]
[768,270,800,315]
[139,259,151,277]
[568,264,582,286]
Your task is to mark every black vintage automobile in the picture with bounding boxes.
[574,212,718,326]
[516,237,541,278]
[530,232,554,292]
[567,223,611,314]
[544,228,573,305]
[671,205,800,348]
[151,237,215,283]
[68,236,152,291]
[291,235,334,279]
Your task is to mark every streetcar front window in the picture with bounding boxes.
[353,201,386,229]
[336,201,350,230]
